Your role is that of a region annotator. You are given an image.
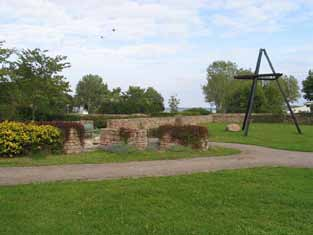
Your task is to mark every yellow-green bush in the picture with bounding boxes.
[0,121,62,157]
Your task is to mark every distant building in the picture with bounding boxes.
[73,106,88,115]
[291,101,313,113]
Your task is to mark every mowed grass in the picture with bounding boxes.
[1,167,313,235]
[207,123,313,152]
[0,147,239,167]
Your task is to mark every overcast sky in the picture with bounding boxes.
[1,0,313,107]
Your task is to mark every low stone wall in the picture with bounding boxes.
[159,134,176,150]
[100,128,121,147]
[212,113,245,123]
[106,113,313,130]
[107,115,214,129]
[63,128,83,154]
[100,128,148,150]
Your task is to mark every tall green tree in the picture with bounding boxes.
[99,87,123,114]
[226,81,267,113]
[226,75,300,114]
[262,75,300,113]
[12,48,71,120]
[202,61,251,113]
[0,41,14,81]
[98,86,164,114]
[279,75,300,103]
[302,70,313,101]
[122,86,146,114]
[203,60,300,114]
[143,87,164,113]
[0,41,16,119]
[75,74,109,113]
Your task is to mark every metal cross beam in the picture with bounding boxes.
[237,48,302,136]
[234,73,283,80]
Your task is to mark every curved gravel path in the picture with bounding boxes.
[1,142,313,186]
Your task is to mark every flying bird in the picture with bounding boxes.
[100,28,117,39]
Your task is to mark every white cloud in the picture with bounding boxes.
[1,0,313,106]
[0,0,208,46]
[210,0,310,35]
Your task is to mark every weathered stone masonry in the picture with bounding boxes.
[100,128,148,150]
[106,114,245,129]
[63,128,83,154]
[106,113,313,130]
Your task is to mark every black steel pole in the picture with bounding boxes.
[242,83,253,130]
[263,50,302,134]
[243,49,263,136]
[243,78,257,136]
[276,80,302,134]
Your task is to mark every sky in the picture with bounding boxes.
[1,0,313,107]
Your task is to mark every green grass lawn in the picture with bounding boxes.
[0,147,239,167]
[1,167,312,235]
[207,123,313,152]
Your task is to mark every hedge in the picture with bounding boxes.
[0,121,62,157]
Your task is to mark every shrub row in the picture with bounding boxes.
[151,109,211,117]
[35,113,81,122]
[0,121,62,157]
[157,124,209,149]
[180,108,211,116]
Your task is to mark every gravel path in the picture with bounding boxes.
[1,142,313,186]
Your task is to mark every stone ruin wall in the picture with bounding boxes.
[100,128,148,150]
[106,114,247,130]
[63,128,83,154]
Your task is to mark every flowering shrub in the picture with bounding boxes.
[36,121,85,146]
[157,124,209,149]
[0,121,62,157]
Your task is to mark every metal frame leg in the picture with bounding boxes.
[242,49,263,136]
[263,50,302,134]
[242,81,253,130]
[243,78,258,136]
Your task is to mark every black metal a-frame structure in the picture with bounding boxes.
[234,48,302,136]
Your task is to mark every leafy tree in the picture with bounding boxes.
[122,86,147,114]
[262,82,284,113]
[99,87,123,114]
[202,61,251,113]
[302,70,313,101]
[262,75,300,113]
[143,87,164,113]
[226,81,267,113]
[75,74,109,113]
[12,48,71,120]
[226,76,300,114]
[279,75,300,103]
[168,95,180,113]
[0,41,14,82]
[98,86,164,114]
[203,61,300,114]
[0,42,16,119]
